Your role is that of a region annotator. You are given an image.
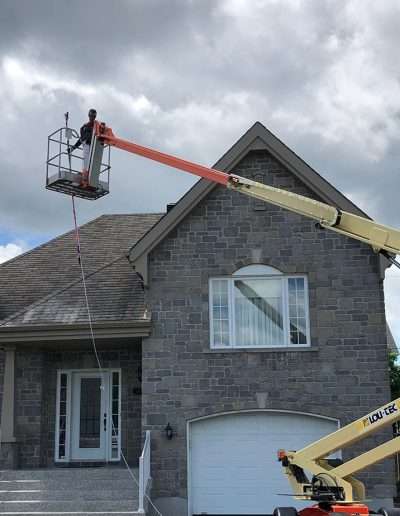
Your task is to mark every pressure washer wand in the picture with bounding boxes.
[65,111,72,173]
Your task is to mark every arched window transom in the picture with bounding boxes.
[233,264,282,276]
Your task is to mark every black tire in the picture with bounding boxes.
[378,509,400,516]
[273,507,299,516]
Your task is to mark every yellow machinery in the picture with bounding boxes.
[275,399,400,516]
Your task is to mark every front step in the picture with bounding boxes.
[0,489,137,501]
[0,469,138,481]
[0,501,139,512]
[0,480,137,491]
[0,468,143,515]
[0,513,141,516]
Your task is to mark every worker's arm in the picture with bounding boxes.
[69,124,86,152]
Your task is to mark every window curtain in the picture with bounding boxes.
[234,278,284,347]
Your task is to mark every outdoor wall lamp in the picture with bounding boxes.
[164,422,173,440]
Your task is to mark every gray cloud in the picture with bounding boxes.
[1,0,399,235]
[1,1,400,348]
[0,0,219,84]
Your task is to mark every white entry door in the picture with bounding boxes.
[71,371,109,461]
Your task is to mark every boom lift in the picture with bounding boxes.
[46,118,400,515]
[46,120,400,267]
[276,398,400,516]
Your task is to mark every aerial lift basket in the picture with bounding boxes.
[46,126,111,200]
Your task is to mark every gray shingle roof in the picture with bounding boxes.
[1,256,147,327]
[0,213,163,327]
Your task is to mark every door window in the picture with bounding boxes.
[79,377,101,449]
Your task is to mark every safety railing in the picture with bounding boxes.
[138,430,151,514]
[46,127,111,200]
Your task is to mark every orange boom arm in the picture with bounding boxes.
[95,122,229,186]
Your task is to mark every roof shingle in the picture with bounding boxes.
[0,213,163,325]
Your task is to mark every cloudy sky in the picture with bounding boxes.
[1,0,400,344]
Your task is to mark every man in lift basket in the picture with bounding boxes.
[68,108,97,187]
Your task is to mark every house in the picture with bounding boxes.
[0,122,395,516]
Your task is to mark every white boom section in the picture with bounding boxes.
[228,176,400,255]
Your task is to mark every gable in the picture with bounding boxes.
[128,122,374,284]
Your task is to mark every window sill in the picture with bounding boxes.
[207,346,319,354]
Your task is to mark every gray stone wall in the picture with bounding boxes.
[0,442,18,469]
[15,351,45,468]
[0,351,18,469]
[0,350,4,415]
[143,150,393,504]
[13,345,142,468]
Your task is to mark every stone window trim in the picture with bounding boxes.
[209,264,311,350]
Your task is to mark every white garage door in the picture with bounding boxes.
[189,411,338,515]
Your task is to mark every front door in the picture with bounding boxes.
[71,371,109,461]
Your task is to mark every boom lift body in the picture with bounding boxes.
[47,120,400,259]
[46,119,400,516]
[277,398,400,514]
[271,398,400,516]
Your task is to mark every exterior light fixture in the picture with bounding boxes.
[165,422,173,440]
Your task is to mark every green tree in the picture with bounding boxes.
[389,351,400,400]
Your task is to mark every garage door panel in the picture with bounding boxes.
[196,489,264,512]
[190,412,338,515]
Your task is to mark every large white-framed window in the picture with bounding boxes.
[209,265,311,349]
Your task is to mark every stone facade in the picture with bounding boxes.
[142,150,393,504]
[0,350,4,412]
[12,346,142,468]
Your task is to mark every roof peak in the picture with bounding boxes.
[127,120,371,284]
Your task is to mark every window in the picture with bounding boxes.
[57,372,69,460]
[209,265,310,349]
